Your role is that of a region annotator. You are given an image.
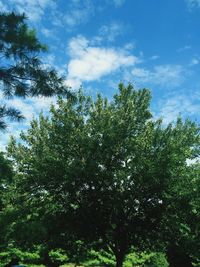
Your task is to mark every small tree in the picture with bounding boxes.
[7,84,200,267]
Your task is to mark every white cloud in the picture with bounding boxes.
[68,36,89,58]
[186,0,200,9]
[65,35,138,89]
[0,95,57,150]
[6,98,35,120]
[157,94,200,124]
[0,93,34,121]
[30,96,56,111]
[64,78,82,89]
[131,64,186,87]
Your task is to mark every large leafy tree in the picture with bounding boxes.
[0,12,71,129]
[164,162,200,267]
[7,84,200,267]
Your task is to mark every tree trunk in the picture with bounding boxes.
[166,246,193,267]
[42,250,56,267]
[115,251,125,267]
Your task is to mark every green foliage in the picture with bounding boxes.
[0,151,13,182]
[0,12,71,130]
[144,252,169,267]
[124,250,169,267]
[0,151,14,244]
[49,248,69,265]
[124,251,154,267]
[0,247,41,266]
[163,162,200,265]
[67,240,89,266]
[5,83,200,267]
[77,248,168,267]
[83,249,115,267]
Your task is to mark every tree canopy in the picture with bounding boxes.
[6,83,200,267]
[0,12,71,130]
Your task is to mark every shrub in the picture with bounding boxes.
[144,252,169,267]
[0,247,41,266]
[48,248,69,265]
[83,249,115,267]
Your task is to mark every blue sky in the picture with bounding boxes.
[0,0,200,149]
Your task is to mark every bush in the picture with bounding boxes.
[124,250,169,267]
[0,246,169,267]
[124,251,154,267]
[144,252,169,267]
[83,249,115,267]
[83,249,168,267]
[48,248,69,266]
[0,247,41,266]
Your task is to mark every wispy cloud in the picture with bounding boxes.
[149,55,160,60]
[1,0,94,28]
[190,57,199,66]
[41,27,54,38]
[1,0,125,28]
[2,0,57,21]
[65,35,138,88]
[63,0,94,28]
[112,0,126,7]
[95,22,124,43]
[157,92,200,124]
[131,64,187,88]
[177,45,191,52]
[186,0,200,9]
